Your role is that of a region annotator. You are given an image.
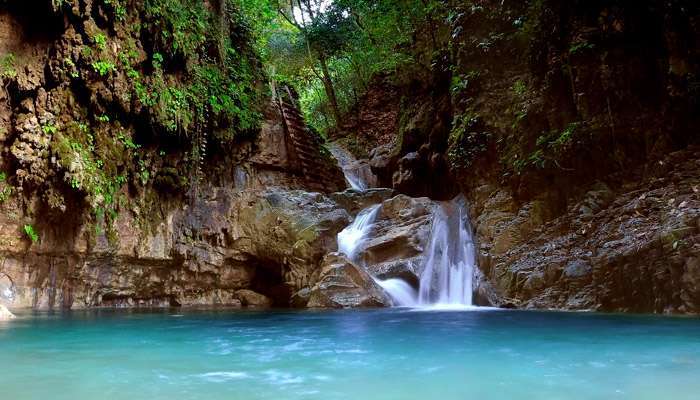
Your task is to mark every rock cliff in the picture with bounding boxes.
[1,0,698,315]
[332,0,700,314]
[0,0,347,311]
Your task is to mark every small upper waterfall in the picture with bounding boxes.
[417,197,475,306]
[330,144,476,308]
[327,143,377,191]
[337,204,381,261]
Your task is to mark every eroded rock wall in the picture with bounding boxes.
[0,1,347,311]
[333,0,700,314]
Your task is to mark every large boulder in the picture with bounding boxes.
[170,188,351,306]
[235,289,272,308]
[307,253,390,308]
[357,195,435,286]
[330,188,395,215]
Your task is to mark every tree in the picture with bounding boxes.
[275,0,355,124]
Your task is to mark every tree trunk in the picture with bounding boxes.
[318,54,341,125]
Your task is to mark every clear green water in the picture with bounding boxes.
[2,308,700,400]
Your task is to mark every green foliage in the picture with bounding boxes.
[143,0,209,58]
[102,0,127,20]
[152,52,164,69]
[512,79,528,96]
[117,130,140,150]
[448,112,491,169]
[1,53,16,79]
[451,71,480,96]
[91,61,116,76]
[569,41,595,55]
[265,0,444,135]
[510,122,582,174]
[138,159,150,185]
[41,124,58,135]
[54,122,129,237]
[63,58,79,78]
[96,114,111,123]
[138,0,263,139]
[23,225,39,243]
[93,32,108,50]
[51,0,66,10]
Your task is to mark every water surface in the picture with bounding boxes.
[2,308,700,400]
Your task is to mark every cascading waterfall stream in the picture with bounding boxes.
[331,144,476,308]
[417,197,475,306]
[327,144,377,191]
[337,205,381,260]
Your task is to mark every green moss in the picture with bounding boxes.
[0,172,12,203]
[93,32,108,50]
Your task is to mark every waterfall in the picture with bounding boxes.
[330,144,476,308]
[337,204,418,306]
[327,143,377,190]
[337,205,381,261]
[376,279,417,307]
[418,197,475,306]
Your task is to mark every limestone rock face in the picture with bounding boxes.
[307,253,390,308]
[0,3,349,311]
[0,304,15,320]
[0,188,352,310]
[473,148,700,314]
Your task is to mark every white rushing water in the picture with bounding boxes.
[327,144,377,191]
[375,278,418,307]
[417,197,475,306]
[331,145,475,308]
[337,204,381,261]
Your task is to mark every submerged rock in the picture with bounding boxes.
[307,253,390,308]
[0,304,15,320]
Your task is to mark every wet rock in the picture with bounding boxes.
[327,143,379,190]
[369,143,397,187]
[681,257,700,312]
[365,259,420,288]
[307,253,390,308]
[473,269,501,307]
[0,188,351,310]
[522,271,546,293]
[0,304,15,320]
[357,195,435,275]
[290,288,311,308]
[235,290,272,308]
[564,260,592,279]
[330,188,395,215]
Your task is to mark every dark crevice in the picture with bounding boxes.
[250,261,293,307]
